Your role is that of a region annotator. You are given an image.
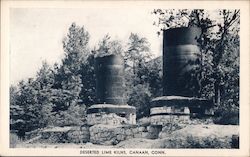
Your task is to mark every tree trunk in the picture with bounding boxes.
[214,80,221,106]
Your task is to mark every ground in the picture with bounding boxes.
[15,124,239,149]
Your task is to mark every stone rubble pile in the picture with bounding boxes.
[89,124,162,145]
[87,113,129,126]
[67,125,90,143]
[37,117,216,145]
[31,122,238,149]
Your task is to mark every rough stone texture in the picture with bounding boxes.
[159,124,239,148]
[115,124,239,149]
[158,123,186,137]
[146,125,162,139]
[25,128,43,140]
[87,112,136,126]
[150,106,190,115]
[150,96,213,118]
[40,127,72,143]
[67,126,90,143]
[89,124,156,145]
[40,126,90,144]
[87,104,136,125]
[15,124,239,149]
[137,117,151,126]
[189,117,214,125]
[41,131,68,143]
[151,115,190,125]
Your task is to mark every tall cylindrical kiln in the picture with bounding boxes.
[163,27,202,97]
[95,54,126,105]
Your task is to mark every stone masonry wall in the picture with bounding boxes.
[151,115,190,125]
[40,126,90,143]
[87,112,136,126]
[89,124,162,145]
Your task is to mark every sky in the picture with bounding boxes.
[10,8,163,84]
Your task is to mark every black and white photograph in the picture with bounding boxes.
[1,0,249,156]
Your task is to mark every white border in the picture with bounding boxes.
[1,0,249,156]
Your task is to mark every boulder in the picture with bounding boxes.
[159,124,239,148]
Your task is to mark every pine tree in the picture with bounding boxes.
[34,61,55,127]
[54,22,90,111]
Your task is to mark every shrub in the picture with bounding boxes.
[163,135,232,148]
[185,135,231,148]
[127,84,151,119]
[213,104,239,125]
[10,132,21,148]
[49,104,86,127]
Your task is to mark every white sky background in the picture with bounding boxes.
[10,8,162,85]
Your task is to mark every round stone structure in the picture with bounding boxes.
[87,54,136,126]
[163,27,202,97]
[150,27,213,124]
[87,104,136,125]
[150,96,213,125]
[95,54,126,105]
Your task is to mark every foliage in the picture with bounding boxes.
[124,33,151,79]
[10,132,21,148]
[123,33,161,118]
[10,23,92,138]
[163,134,233,148]
[144,57,163,97]
[92,33,160,118]
[127,84,151,119]
[14,79,43,133]
[49,104,86,126]
[152,9,240,124]
[79,54,96,107]
[54,22,90,111]
[95,34,124,57]
[185,135,231,148]
[10,85,24,131]
[213,103,239,125]
[10,24,164,132]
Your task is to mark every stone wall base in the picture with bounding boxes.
[87,104,136,126]
[89,124,160,145]
[151,115,190,125]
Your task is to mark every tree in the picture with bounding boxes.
[128,84,152,119]
[125,33,151,77]
[46,22,92,126]
[49,103,86,127]
[53,22,90,111]
[79,53,96,107]
[13,79,43,137]
[145,57,163,97]
[124,33,151,97]
[10,61,57,137]
[92,33,155,118]
[10,85,24,133]
[34,61,55,127]
[124,33,154,118]
[95,34,124,57]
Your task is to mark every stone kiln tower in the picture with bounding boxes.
[150,27,213,125]
[87,54,136,126]
[163,27,201,97]
[95,54,126,105]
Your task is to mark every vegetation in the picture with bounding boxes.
[10,132,21,148]
[10,9,239,139]
[10,23,161,138]
[152,9,239,124]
